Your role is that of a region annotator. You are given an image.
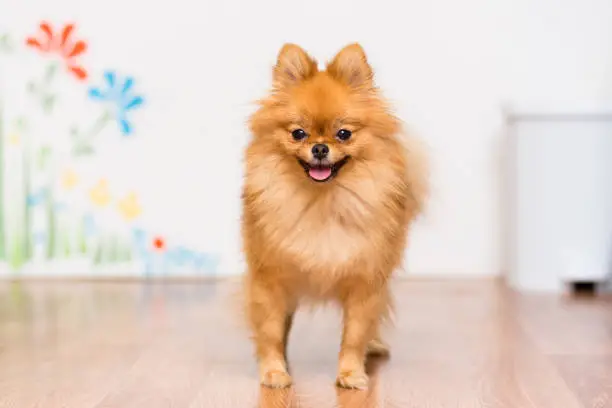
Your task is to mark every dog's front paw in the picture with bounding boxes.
[261,369,293,388]
[336,369,369,389]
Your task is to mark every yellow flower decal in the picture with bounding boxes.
[117,192,142,221]
[90,179,111,207]
[8,133,20,146]
[61,169,79,190]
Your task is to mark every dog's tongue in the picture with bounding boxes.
[309,167,332,181]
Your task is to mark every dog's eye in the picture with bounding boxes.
[336,129,352,141]
[291,129,307,141]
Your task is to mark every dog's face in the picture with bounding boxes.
[249,43,399,183]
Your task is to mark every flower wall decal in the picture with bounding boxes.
[153,237,165,251]
[88,71,145,136]
[117,193,142,221]
[60,169,78,190]
[26,22,88,80]
[89,179,111,207]
[132,229,218,276]
[26,188,48,207]
[8,133,21,146]
[0,22,220,276]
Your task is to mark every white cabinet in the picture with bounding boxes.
[506,110,612,292]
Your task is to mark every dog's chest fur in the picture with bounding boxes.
[285,192,371,269]
[249,176,396,274]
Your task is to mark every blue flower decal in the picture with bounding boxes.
[54,201,69,212]
[166,246,220,273]
[33,231,47,246]
[26,188,48,207]
[88,70,144,136]
[83,214,97,237]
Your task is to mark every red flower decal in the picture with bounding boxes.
[153,237,165,251]
[26,22,88,80]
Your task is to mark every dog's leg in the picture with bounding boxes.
[337,285,389,389]
[247,278,294,388]
[366,331,390,357]
[283,312,295,362]
[366,315,391,357]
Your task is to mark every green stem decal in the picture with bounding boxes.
[0,100,5,260]
[93,238,103,265]
[23,134,32,261]
[71,110,112,156]
[0,34,14,54]
[36,145,52,170]
[120,240,132,262]
[46,190,56,259]
[62,226,71,258]
[8,232,25,269]
[108,235,118,263]
[77,216,87,255]
[27,62,59,114]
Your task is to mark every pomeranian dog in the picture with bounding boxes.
[241,43,428,389]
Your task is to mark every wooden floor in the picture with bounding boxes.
[0,279,610,408]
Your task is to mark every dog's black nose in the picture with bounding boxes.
[312,144,329,159]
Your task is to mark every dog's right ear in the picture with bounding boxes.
[273,44,318,88]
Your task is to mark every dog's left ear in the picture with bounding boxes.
[326,43,373,89]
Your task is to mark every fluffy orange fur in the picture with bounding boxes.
[241,43,428,389]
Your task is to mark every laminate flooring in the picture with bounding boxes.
[0,279,610,407]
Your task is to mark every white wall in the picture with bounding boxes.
[3,0,612,276]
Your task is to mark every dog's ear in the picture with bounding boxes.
[273,44,318,88]
[326,43,373,89]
